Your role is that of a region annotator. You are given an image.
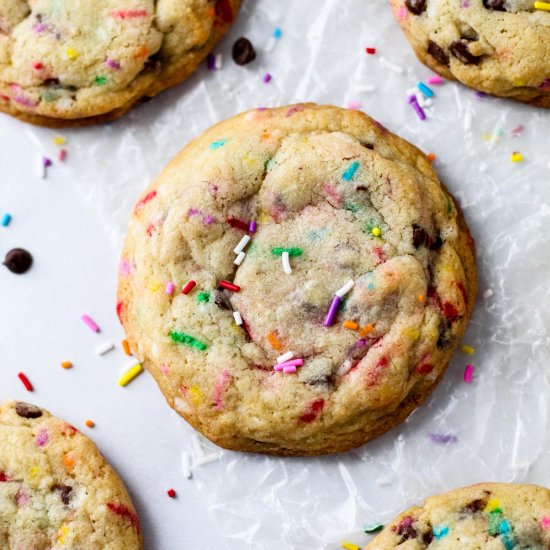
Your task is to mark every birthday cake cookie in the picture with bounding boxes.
[0,0,240,127]
[0,401,142,549]
[365,483,550,548]
[390,0,550,107]
[117,103,477,456]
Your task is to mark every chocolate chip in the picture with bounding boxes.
[144,52,162,72]
[483,0,506,10]
[462,498,487,513]
[15,402,42,419]
[52,484,73,505]
[427,40,449,67]
[449,39,481,65]
[422,531,434,544]
[405,0,427,14]
[430,235,443,250]
[232,37,256,66]
[362,143,374,150]
[213,289,232,311]
[3,248,33,274]
[412,224,428,248]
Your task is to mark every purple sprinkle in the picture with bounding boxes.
[475,91,488,99]
[323,295,341,327]
[187,208,200,217]
[429,433,458,444]
[203,214,217,225]
[207,53,216,70]
[249,220,257,233]
[263,73,272,84]
[408,95,426,121]
[106,58,121,71]
[33,23,45,33]
[43,157,52,167]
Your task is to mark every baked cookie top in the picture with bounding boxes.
[0,401,142,549]
[118,104,477,456]
[0,0,239,125]
[390,0,550,107]
[365,483,550,549]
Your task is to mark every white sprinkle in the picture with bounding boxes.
[335,279,355,298]
[214,53,223,70]
[234,251,246,265]
[37,156,46,179]
[276,351,294,364]
[193,453,221,468]
[483,289,494,299]
[355,83,376,93]
[95,341,115,356]
[233,311,243,325]
[191,434,205,458]
[337,360,353,377]
[265,37,277,52]
[379,56,404,74]
[464,110,472,131]
[233,235,251,254]
[406,87,417,97]
[282,250,292,274]
[181,451,192,479]
[416,93,428,108]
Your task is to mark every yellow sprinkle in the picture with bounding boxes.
[359,324,374,338]
[371,227,381,237]
[343,320,359,330]
[58,524,69,544]
[418,294,425,303]
[65,48,79,60]
[242,155,258,166]
[486,498,501,512]
[403,327,420,340]
[29,466,40,479]
[258,211,271,223]
[461,344,475,355]
[534,1,550,10]
[118,363,143,387]
[61,361,73,369]
[341,543,361,550]
[149,282,161,292]
[53,136,67,146]
[511,151,523,162]
[189,385,203,405]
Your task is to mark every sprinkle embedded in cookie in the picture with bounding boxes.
[390,0,550,107]
[365,483,550,549]
[0,401,142,549]
[0,0,241,126]
[117,104,477,456]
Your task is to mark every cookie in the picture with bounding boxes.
[0,0,240,127]
[0,401,142,549]
[117,103,477,456]
[390,0,550,107]
[365,483,550,549]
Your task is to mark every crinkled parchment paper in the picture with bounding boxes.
[25,0,550,547]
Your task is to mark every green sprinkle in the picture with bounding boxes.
[446,195,454,214]
[271,247,302,257]
[344,202,360,213]
[364,524,384,534]
[41,91,59,102]
[169,331,207,351]
[209,139,227,150]
[197,292,210,303]
[342,161,360,181]
[94,76,108,86]
[488,510,503,536]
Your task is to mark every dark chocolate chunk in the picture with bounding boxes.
[427,40,450,67]
[3,248,33,274]
[15,402,42,419]
[405,0,427,14]
[232,37,256,66]
[52,484,73,505]
[449,39,481,65]
[422,530,434,544]
[430,235,443,250]
[483,0,506,10]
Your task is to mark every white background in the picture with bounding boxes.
[1,0,550,548]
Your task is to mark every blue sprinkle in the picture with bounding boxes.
[433,525,449,539]
[499,520,511,535]
[273,27,282,39]
[1,213,12,227]
[342,161,360,181]
[209,139,227,150]
[367,283,375,290]
[501,534,514,550]
[417,82,434,98]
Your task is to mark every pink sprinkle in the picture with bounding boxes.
[510,124,524,137]
[13,95,38,107]
[165,282,174,295]
[540,516,550,530]
[59,149,68,162]
[263,73,272,83]
[112,9,148,19]
[16,490,29,506]
[35,429,49,447]
[33,23,46,33]
[106,58,121,71]
[160,364,170,375]
[81,314,100,333]
[397,6,408,19]
[119,259,131,276]
[347,100,361,110]
[427,76,444,85]
[282,365,297,374]
[274,364,284,372]
[213,369,232,410]
[276,358,304,369]
[464,364,474,383]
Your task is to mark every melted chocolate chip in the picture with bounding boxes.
[405,0,427,14]
[356,185,369,192]
[427,40,450,67]
[232,37,256,66]
[422,531,434,544]
[483,0,506,10]
[363,143,374,150]
[214,289,232,311]
[3,248,33,274]
[144,53,162,72]
[449,39,481,65]
[430,235,443,250]
[15,402,42,419]
[52,484,73,505]
[412,224,428,248]
[462,498,487,513]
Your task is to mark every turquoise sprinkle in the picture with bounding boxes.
[272,27,282,39]
[501,534,514,550]
[169,331,207,351]
[342,161,360,181]
[364,524,384,534]
[433,525,449,539]
[367,283,375,290]
[210,139,227,150]
[499,520,511,535]
[417,82,434,98]
[344,202,360,213]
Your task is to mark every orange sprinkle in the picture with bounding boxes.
[121,339,132,356]
[85,420,95,428]
[61,361,73,369]
[266,331,282,351]
[260,132,271,141]
[342,320,359,330]
[418,294,425,303]
[63,453,75,469]
[133,45,149,59]
[359,324,374,338]
[426,153,436,162]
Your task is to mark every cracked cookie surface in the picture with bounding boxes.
[390,0,550,107]
[0,401,142,549]
[0,0,240,126]
[117,104,477,456]
[365,483,550,549]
